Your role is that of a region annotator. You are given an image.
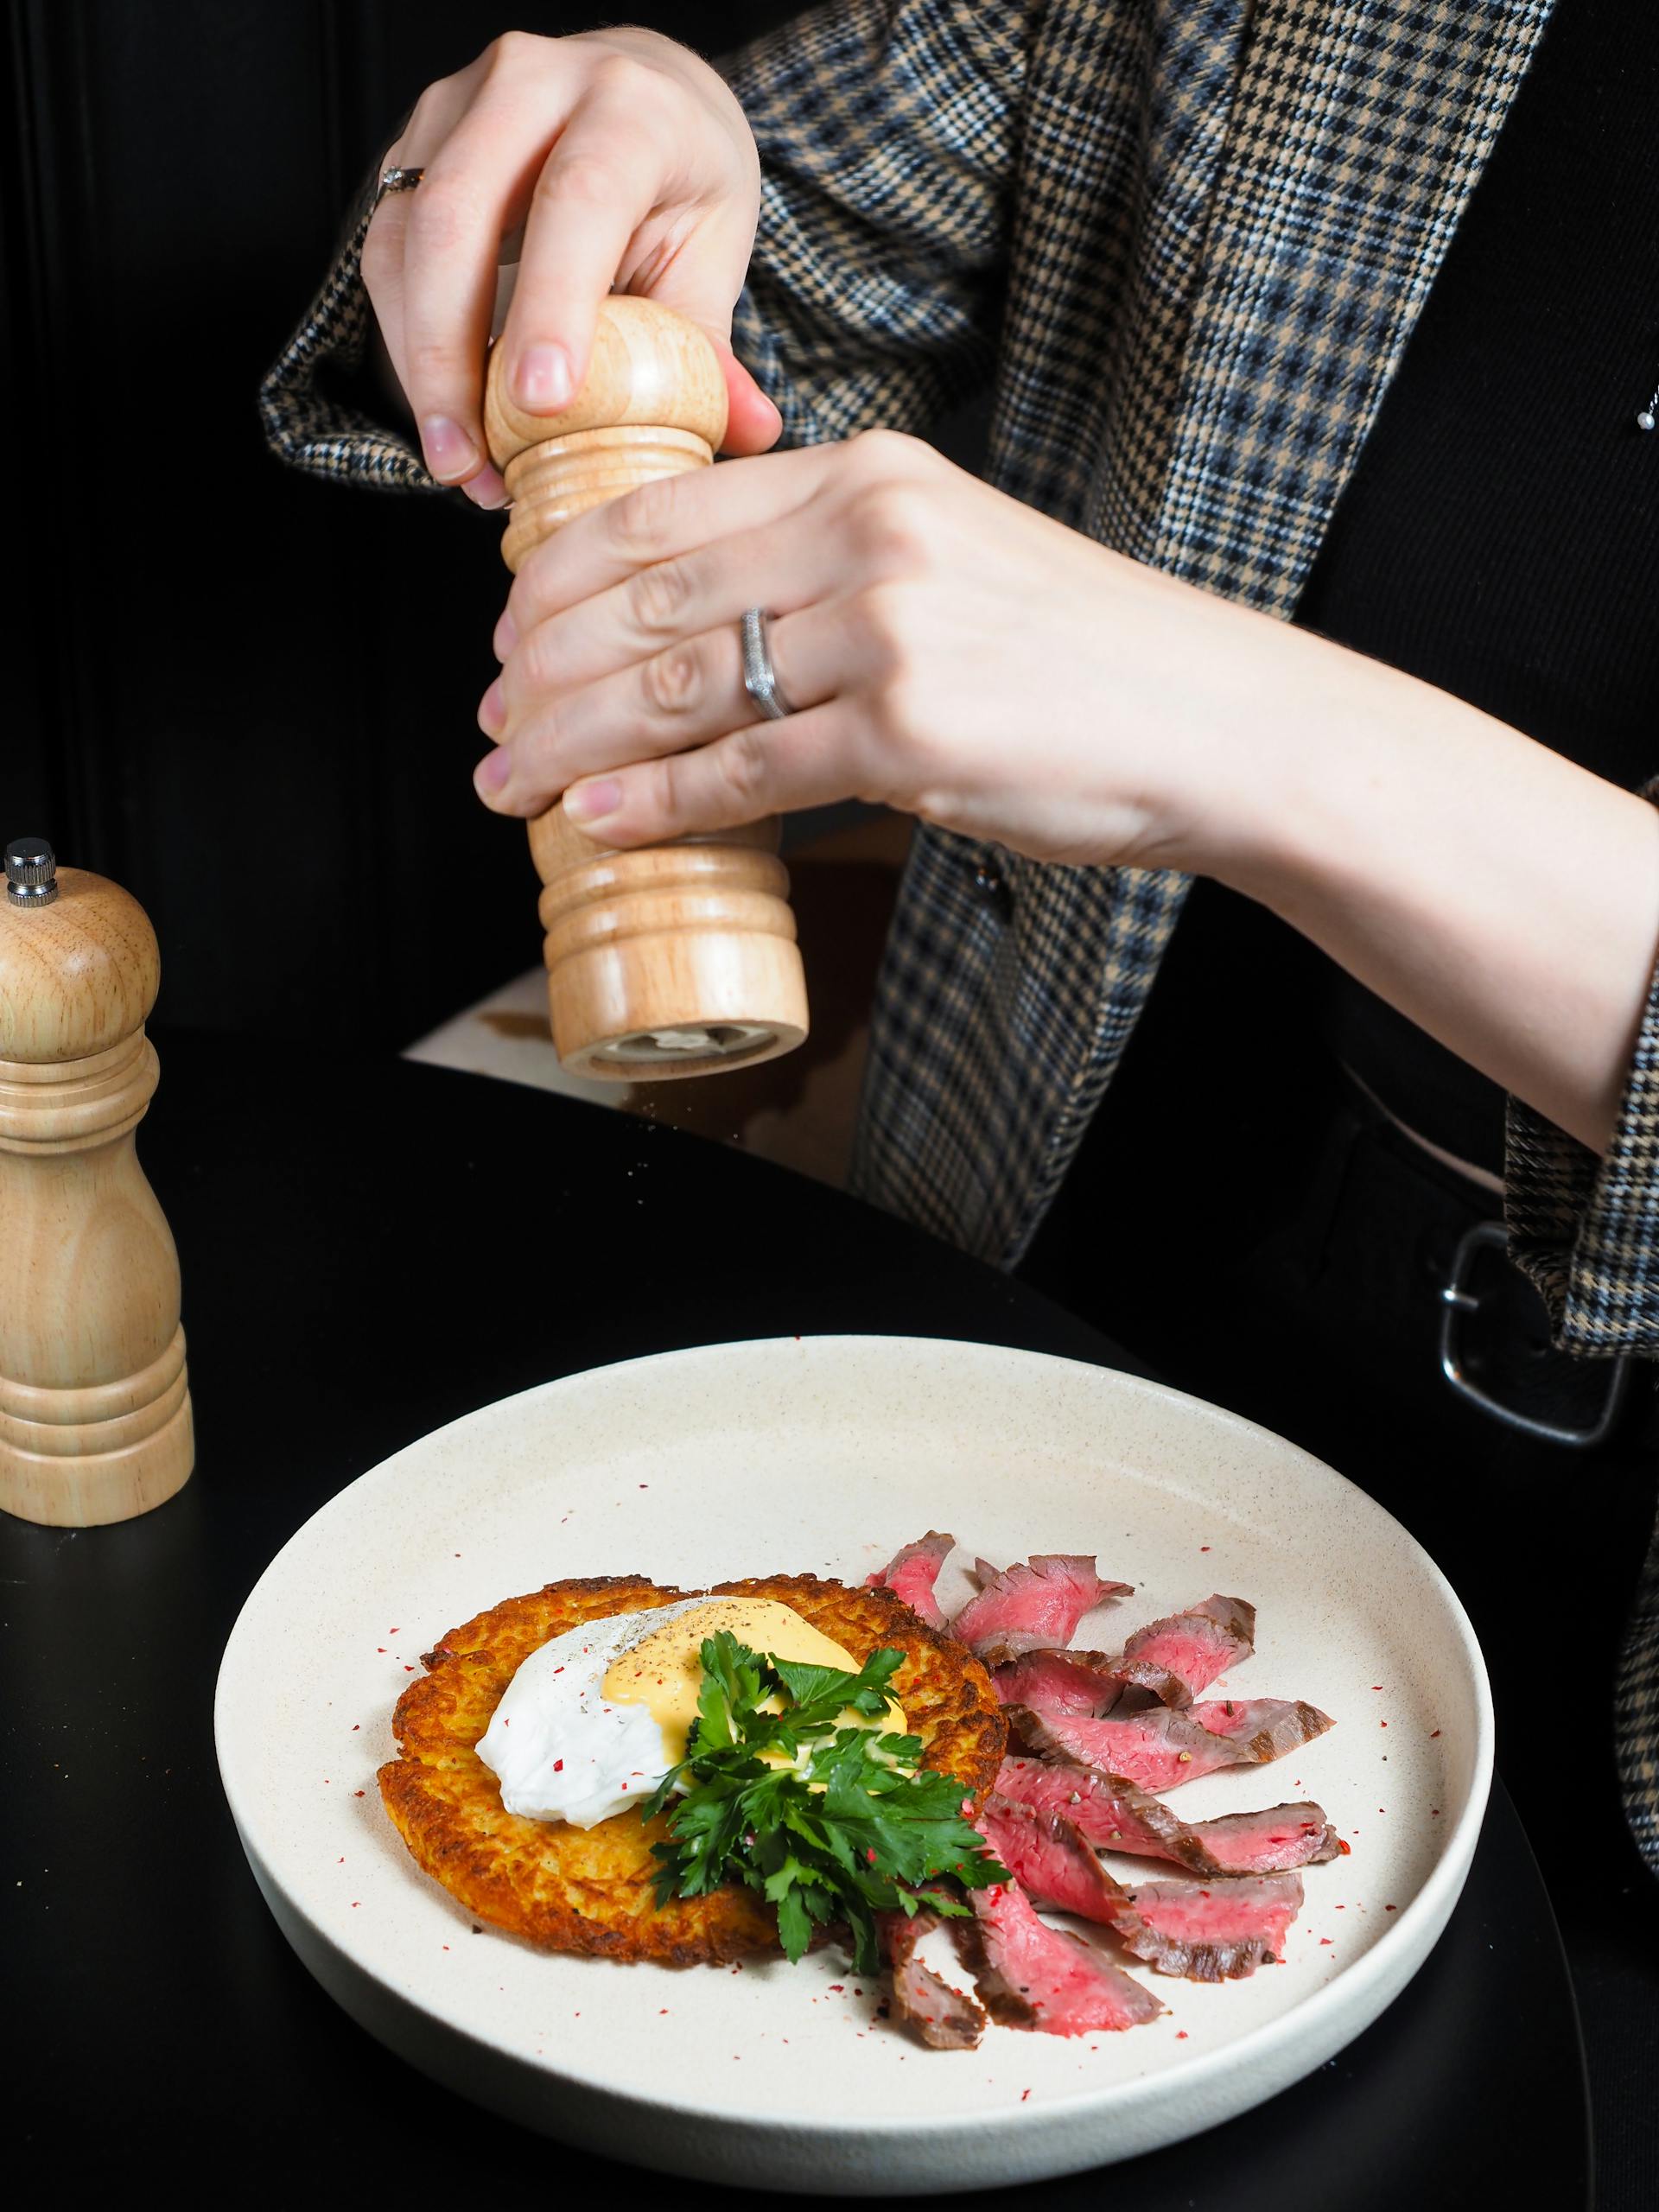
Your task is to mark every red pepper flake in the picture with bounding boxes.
[354,1790,365,1798]
[352,1724,359,1732]
[1176,2031,1189,2040]
[1020,2088,1032,2101]
[1199,1546,1211,1553]
[377,1648,386,1655]
[337,1857,345,1865]
[639,1484,649,1489]
[866,1847,877,1864]
[404,1665,415,1673]
[829,1984,845,1993]
[1384,1904,1396,1912]
[659,2008,669,2015]
[352,1902,361,1909]
[1380,1719,1389,1727]
[554,1759,564,1772]
[1337,1839,1352,1855]
[442,1944,449,1950]
[1430,1728,1441,1738]
[1334,1904,1345,1910]
[1319,1936,1332,1946]
[389,1628,400,1635]
[1430,1808,1440,1817]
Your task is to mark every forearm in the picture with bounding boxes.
[1220,634,1659,1154]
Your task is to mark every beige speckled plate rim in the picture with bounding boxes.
[215,1334,1493,2181]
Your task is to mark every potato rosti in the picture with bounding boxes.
[378,1572,1006,1966]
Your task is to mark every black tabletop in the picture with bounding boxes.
[6,1037,1590,2206]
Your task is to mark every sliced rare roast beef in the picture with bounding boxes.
[993,1757,1340,1876]
[1115,1593,1256,1707]
[991,1648,1129,1716]
[952,1882,1164,2034]
[865,1531,956,1631]
[951,1556,1133,1665]
[1107,1872,1304,1982]
[878,1909,987,2050]
[980,1797,1303,1983]
[979,1794,1122,1922]
[1009,1700,1331,1790]
[1187,1698,1336,1761]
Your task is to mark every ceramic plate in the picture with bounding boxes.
[215,1335,1491,2195]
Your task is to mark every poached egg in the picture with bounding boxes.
[474,1595,906,1829]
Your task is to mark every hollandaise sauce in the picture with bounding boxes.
[604,1596,906,1766]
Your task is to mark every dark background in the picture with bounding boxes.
[3,2,809,1047]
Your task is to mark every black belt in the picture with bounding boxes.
[1334,1080,1652,1454]
[1438,1217,1635,1447]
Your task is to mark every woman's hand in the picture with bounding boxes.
[473,426,1659,1154]
[473,429,1289,876]
[361,28,780,505]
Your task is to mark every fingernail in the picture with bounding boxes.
[514,342,574,411]
[461,465,510,510]
[493,611,518,660]
[479,678,506,735]
[565,778,620,823]
[474,748,512,797]
[421,414,480,483]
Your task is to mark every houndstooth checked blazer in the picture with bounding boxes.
[261,3,1658,1860]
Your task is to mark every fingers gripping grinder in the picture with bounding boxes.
[0,839,194,1525]
[483,296,809,1078]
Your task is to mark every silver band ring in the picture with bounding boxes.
[375,164,425,207]
[740,607,795,721]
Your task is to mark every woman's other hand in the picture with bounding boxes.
[471,429,1287,879]
[361,29,781,507]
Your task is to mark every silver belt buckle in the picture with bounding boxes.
[1440,1220,1630,1447]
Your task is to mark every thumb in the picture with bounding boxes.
[708,334,783,455]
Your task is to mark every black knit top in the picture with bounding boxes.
[1277,0,1659,1170]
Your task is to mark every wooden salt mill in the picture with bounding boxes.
[0,838,194,1526]
[483,296,809,1079]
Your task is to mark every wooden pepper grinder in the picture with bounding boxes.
[483,296,809,1079]
[0,838,194,1526]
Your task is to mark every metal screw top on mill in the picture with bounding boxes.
[5,836,59,908]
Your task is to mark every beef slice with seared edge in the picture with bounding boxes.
[992,1648,1131,1717]
[952,1880,1163,2034]
[1114,1594,1256,1707]
[994,1757,1339,1876]
[1107,1872,1304,1982]
[1010,1699,1331,1791]
[951,1556,1133,1665]
[878,1909,987,2050]
[866,1531,956,1632]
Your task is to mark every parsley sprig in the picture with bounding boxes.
[641,1630,1007,1975]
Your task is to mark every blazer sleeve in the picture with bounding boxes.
[256,0,1031,491]
[721,0,1029,447]
[1505,790,1659,1356]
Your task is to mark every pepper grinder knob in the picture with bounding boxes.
[5,836,59,907]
